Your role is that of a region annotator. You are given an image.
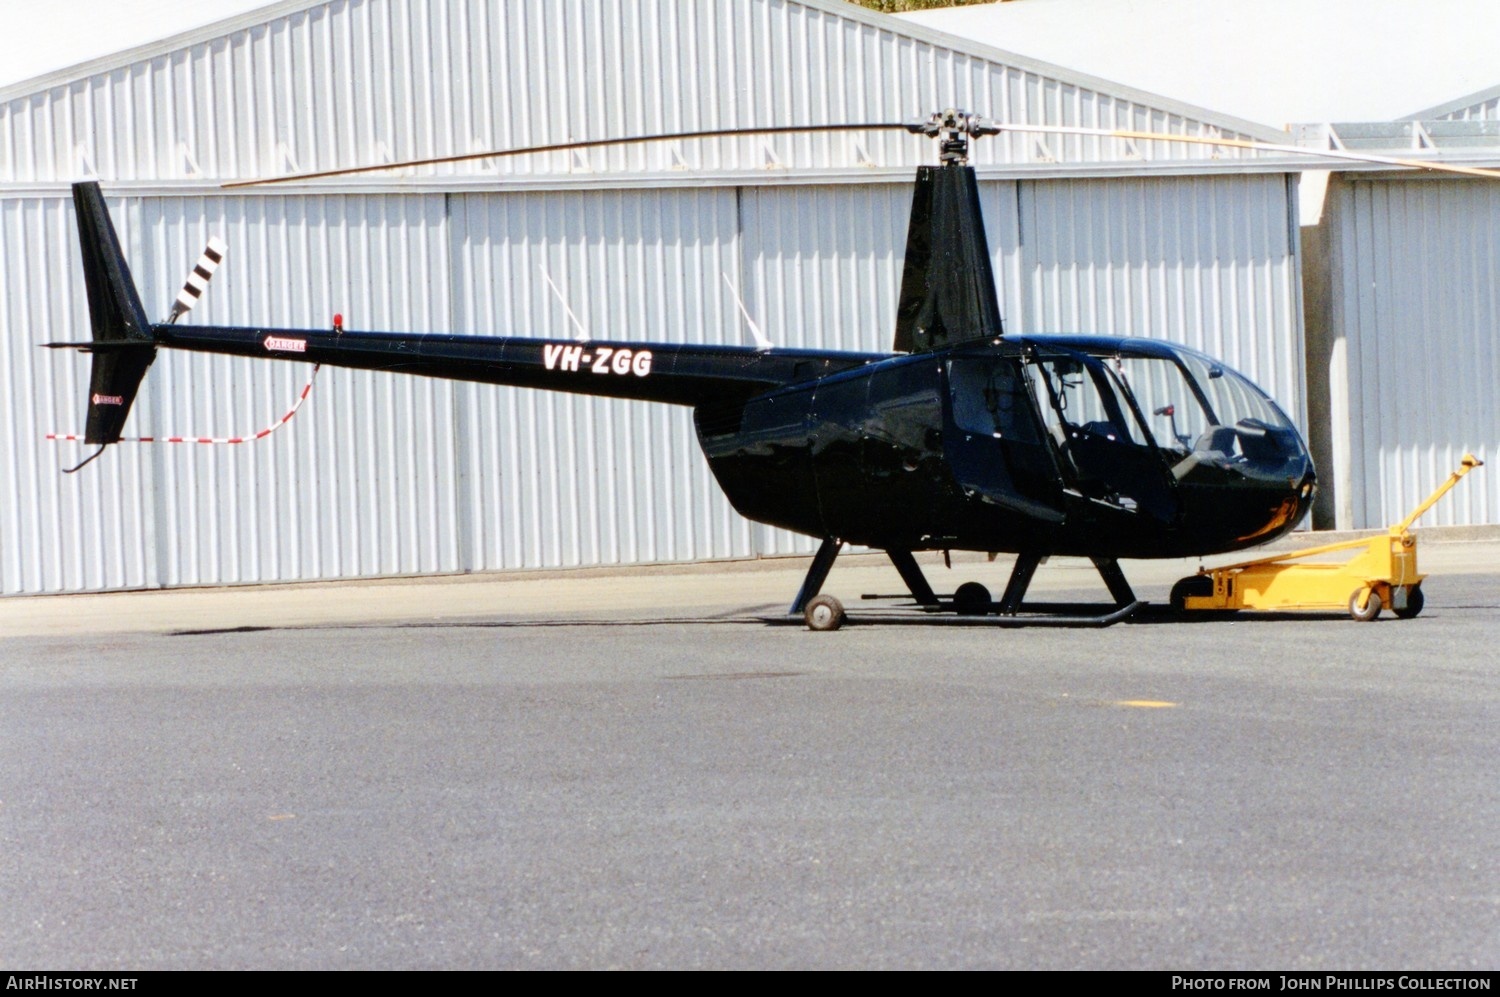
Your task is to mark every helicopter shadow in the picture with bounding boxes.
[165,597,1490,637]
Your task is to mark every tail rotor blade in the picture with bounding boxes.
[168,236,227,322]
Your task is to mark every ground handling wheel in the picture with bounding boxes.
[1393,584,1424,619]
[952,581,992,616]
[1349,587,1382,622]
[803,594,846,631]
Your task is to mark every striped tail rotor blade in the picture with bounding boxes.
[168,236,227,322]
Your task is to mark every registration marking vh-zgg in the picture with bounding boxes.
[542,343,653,377]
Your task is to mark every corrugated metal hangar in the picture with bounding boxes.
[1295,114,1500,533]
[0,0,1493,596]
[899,2,1500,537]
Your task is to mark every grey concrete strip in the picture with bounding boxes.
[3,537,1495,638]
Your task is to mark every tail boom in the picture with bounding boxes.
[154,324,882,408]
[56,179,885,455]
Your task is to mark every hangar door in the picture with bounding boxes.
[1322,177,1499,529]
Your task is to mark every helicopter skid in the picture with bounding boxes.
[789,540,1147,630]
[868,598,1144,627]
[778,598,1144,628]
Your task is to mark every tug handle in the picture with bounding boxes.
[1392,454,1484,535]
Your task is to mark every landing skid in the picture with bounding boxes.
[787,540,1144,630]
[854,600,1144,628]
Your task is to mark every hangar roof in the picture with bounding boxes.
[1405,84,1500,123]
[0,0,1291,188]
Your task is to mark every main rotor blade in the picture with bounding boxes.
[222,123,913,188]
[998,123,1500,180]
[223,118,1500,189]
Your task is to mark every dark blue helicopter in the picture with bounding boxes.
[53,111,1316,629]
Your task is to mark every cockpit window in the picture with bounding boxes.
[1028,356,1149,447]
[1111,349,1306,482]
[1016,351,1177,520]
[1178,353,1294,433]
[1111,356,1212,451]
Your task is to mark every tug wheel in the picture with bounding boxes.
[1348,587,1382,622]
[953,581,992,616]
[1170,575,1213,614]
[1393,584,1424,620]
[804,594,846,632]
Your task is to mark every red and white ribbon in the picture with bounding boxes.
[47,364,320,445]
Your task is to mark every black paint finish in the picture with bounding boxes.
[59,170,1315,566]
[70,183,156,445]
[695,337,1313,560]
[892,165,1005,353]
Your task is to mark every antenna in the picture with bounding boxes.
[721,272,773,351]
[538,265,590,342]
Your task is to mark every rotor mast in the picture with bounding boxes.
[892,110,1006,354]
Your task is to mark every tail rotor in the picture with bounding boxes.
[166,236,227,323]
[46,183,227,469]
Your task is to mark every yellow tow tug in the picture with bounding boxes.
[1171,455,1484,621]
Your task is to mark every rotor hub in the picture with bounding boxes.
[905,109,1002,166]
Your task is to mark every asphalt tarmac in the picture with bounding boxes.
[1,542,1497,969]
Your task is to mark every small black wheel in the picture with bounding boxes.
[1349,587,1382,622]
[1170,575,1213,614]
[1393,584,1424,619]
[804,594,845,632]
[953,581,992,616]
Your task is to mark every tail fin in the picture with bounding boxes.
[61,181,157,445]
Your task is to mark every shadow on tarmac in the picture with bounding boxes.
[168,603,1460,635]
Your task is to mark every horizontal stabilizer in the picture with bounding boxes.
[43,340,158,353]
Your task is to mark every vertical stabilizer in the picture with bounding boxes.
[892,165,1004,353]
[70,182,157,445]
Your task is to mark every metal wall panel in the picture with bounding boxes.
[135,193,461,586]
[2,195,154,594]
[741,182,1011,354]
[448,187,758,570]
[1017,175,1306,424]
[0,0,1275,185]
[4,192,461,594]
[1326,177,1500,529]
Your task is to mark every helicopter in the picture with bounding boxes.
[49,110,1492,630]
